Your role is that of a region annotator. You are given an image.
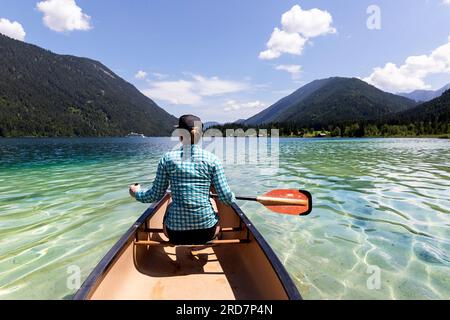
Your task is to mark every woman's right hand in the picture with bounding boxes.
[129,184,141,198]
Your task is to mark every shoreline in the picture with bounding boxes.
[1,135,449,140]
[279,134,450,139]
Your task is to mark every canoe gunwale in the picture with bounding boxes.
[230,203,302,300]
[73,199,166,300]
[73,194,302,300]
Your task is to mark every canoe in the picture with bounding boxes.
[73,194,302,300]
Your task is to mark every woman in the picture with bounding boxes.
[129,115,235,244]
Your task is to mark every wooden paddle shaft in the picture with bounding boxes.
[210,193,308,206]
[256,196,308,206]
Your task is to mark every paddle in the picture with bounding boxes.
[132,184,312,216]
[211,189,312,216]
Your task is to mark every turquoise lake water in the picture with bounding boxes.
[0,137,449,299]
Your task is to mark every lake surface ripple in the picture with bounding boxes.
[0,138,449,299]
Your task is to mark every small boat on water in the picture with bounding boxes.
[126,132,146,138]
[74,193,302,300]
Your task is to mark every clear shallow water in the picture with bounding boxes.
[0,137,449,299]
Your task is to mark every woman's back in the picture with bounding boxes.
[165,145,232,230]
[131,114,235,243]
[135,144,235,231]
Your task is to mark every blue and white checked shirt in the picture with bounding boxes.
[135,144,235,231]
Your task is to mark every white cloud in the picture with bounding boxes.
[259,28,307,60]
[135,70,148,80]
[0,18,26,41]
[224,100,267,112]
[443,0,450,5]
[275,64,302,80]
[36,0,92,32]
[363,36,450,92]
[281,5,336,38]
[144,80,199,104]
[152,72,168,79]
[259,5,336,60]
[190,75,248,96]
[142,74,249,105]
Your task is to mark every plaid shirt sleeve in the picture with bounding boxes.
[135,156,169,203]
[212,158,235,206]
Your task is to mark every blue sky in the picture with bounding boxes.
[1,0,450,122]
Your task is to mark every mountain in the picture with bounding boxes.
[203,120,245,128]
[398,84,450,102]
[245,77,417,127]
[245,78,332,126]
[0,34,177,137]
[203,121,221,129]
[392,89,450,124]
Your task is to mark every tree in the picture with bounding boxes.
[331,126,341,137]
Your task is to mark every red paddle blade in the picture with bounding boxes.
[263,189,312,216]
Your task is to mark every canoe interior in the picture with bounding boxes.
[85,195,297,300]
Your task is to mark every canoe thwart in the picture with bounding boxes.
[144,227,243,233]
[134,239,250,247]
